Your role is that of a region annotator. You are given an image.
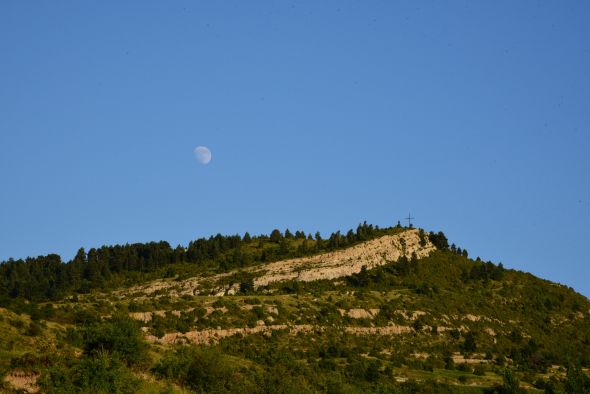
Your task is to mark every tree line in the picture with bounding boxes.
[0,222,415,303]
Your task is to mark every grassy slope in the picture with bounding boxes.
[2,230,590,393]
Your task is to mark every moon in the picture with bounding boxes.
[194,146,212,165]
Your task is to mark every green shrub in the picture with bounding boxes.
[365,360,381,382]
[26,321,43,336]
[462,331,477,353]
[39,352,139,394]
[566,363,590,393]
[252,306,265,319]
[502,368,524,394]
[152,346,256,392]
[82,315,148,367]
[473,364,486,376]
[10,353,53,372]
[9,318,24,329]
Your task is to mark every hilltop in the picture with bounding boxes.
[1,225,589,393]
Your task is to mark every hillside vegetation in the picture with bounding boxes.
[1,224,589,393]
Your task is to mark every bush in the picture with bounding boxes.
[26,321,43,336]
[443,352,455,370]
[502,368,524,394]
[252,306,265,319]
[473,364,486,376]
[10,353,53,372]
[566,363,590,393]
[82,315,148,367]
[365,360,381,382]
[39,352,139,394]
[9,318,25,329]
[462,332,477,353]
[152,346,256,392]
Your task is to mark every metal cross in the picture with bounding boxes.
[406,213,415,228]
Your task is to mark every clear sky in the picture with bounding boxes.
[1,2,589,296]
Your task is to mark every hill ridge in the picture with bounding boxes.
[117,228,435,299]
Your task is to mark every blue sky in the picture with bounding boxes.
[1,1,589,296]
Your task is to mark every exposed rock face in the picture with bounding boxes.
[253,229,435,287]
[338,309,380,319]
[4,371,39,393]
[145,324,317,345]
[119,229,435,299]
[129,312,154,322]
[344,325,412,335]
[265,306,279,315]
[144,323,415,345]
[129,309,186,322]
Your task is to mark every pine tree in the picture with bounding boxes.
[270,229,282,243]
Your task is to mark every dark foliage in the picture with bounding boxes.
[428,231,449,250]
[152,346,258,392]
[39,353,139,394]
[81,315,148,367]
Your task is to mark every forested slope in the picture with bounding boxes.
[1,225,589,393]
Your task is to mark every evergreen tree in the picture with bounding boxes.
[347,229,356,244]
[463,332,477,353]
[428,231,449,250]
[502,369,523,394]
[294,231,305,239]
[279,238,290,255]
[270,229,282,243]
[566,363,590,393]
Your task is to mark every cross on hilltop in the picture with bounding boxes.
[405,213,414,228]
